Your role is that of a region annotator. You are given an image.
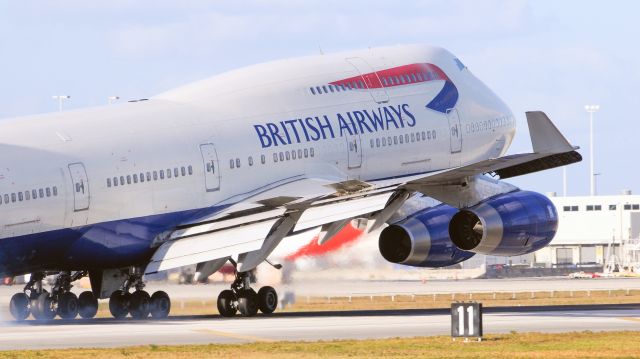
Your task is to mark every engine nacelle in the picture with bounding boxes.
[379,204,475,267]
[448,190,558,256]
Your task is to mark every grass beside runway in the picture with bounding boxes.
[1,331,640,358]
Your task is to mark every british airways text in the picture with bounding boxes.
[254,104,416,148]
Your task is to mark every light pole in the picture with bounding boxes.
[585,104,600,196]
[594,173,602,196]
[562,166,567,196]
[108,96,120,105]
[52,95,71,112]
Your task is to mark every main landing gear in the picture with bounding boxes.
[216,264,278,318]
[9,271,98,321]
[107,269,171,320]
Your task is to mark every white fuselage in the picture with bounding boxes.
[0,44,514,274]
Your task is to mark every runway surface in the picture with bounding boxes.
[0,304,639,350]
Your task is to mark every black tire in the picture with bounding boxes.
[109,290,130,319]
[129,290,151,319]
[78,291,98,319]
[217,289,237,317]
[57,292,79,319]
[237,289,258,317]
[9,293,30,321]
[150,291,171,319]
[32,293,56,321]
[257,286,278,314]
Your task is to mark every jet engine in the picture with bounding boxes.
[379,204,475,267]
[448,191,558,256]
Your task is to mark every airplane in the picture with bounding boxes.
[0,44,581,321]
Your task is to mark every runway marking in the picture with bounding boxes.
[193,328,274,342]
[617,317,640,323]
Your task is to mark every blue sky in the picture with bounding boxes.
[0,0,638,196]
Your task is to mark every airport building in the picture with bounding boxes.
[479,192,640,271]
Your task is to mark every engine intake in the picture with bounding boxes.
[449,190,558,256]
[379,205,474,268]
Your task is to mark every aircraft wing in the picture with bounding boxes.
[405,111,581,187]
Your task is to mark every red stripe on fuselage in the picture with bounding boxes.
[329,63,449,90]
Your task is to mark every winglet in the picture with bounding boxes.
[526,111,576,154]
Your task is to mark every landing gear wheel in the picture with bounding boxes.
[257,286,278,314]
[237,289,258,317]
[109,290,131,319]
[78,291,98,319]
[57,292,79,319]
[129,290,150,319]
[149,291,171,319]
[217,289,237,317]
[32,292,56,320]
[9,293,30,321]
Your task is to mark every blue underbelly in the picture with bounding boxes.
[0,205,226,276]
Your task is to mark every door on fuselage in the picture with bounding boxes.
[199,143,220,192]
[346,135,362,169]
[68,162,90,211]
[446,108,462,154]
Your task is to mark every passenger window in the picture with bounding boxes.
[248,157,253,166]
[113,177,118,186]
[410,73,417,82]
[415,132,420,141]
[127,175,132,184]
[292,150,297,160]
[298,149,302,158]
[107,178,112,187]
[174,168,179,177]
[370,139,375,148]
[4,194,8,203]
[18,192,23,201]
[11,193,16,202]
[181,166,186,176]
[394,136,398,145]
[285,151,290,161]
[153,171,158,180]
[46,188,51,197]
[159,170,164,179]
[327,85,333,93]
[261,155,266,164]
[310,87,316,95]
[32,189,37,198]
[427,131,431,140]
[304,149,308,158]
[432,130,436,139]
[376,138,380,147]
[416,73,423,81]
[187,166,193,175]
[388,136,392,145]
[273,153,278,162]
[316,86,322,94]
[230,159,235,169]
[382,137,386,146]
[235,159,240,168]
[341,84,347,91]
[405,134,410,143]
[310,148,315,157]
[335,85,341,92]
[411,133,416,142]
[279,152,284,161]
[39,189,44,198]
[167,169,172,178]
[381,78,388,86]
[25,191,30,200]
[53,187,58,196]
[422,132,426,141]
[140,173,145,183]
[133,174,138,183]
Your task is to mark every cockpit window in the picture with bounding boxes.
[454,58,466,71]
